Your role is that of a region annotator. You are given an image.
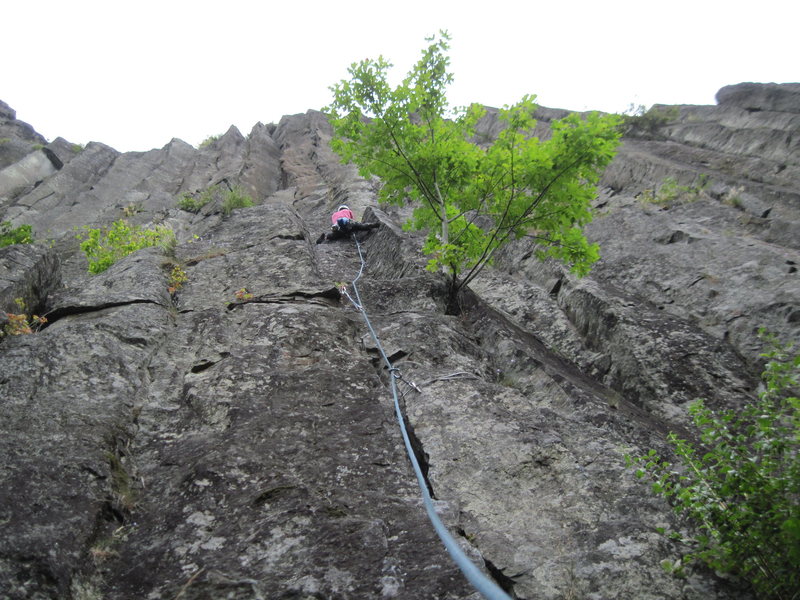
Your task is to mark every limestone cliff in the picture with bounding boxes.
[0,83,797,599]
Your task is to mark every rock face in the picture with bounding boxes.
[0,82,797,599]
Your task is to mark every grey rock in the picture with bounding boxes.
[44,137,82,169]
[716,82,800,113]
[0,149,60,200]
[0,243,61,316]
[0,100,49,170]
[2,86,798,599]
[0,248,173,598]
[2,141,121,240]
[0,100,15,121]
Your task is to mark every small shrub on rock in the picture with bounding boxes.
[639,176,708,207]
[177,186,253,216]
[199,134,221,148]
[221,187,254,217]
[2,298,47,337]
[122,203,142,217]
[0,221,33,247]
[627,331,799,599]
[77,219,176,274]
[177,189,213,213]
[621,104,679,137]
[166,264,188,294]
[234,288,253,301]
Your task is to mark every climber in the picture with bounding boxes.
[316,205,379,244]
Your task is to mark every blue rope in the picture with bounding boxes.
[346,235,513,600]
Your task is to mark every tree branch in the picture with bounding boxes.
[455,152,591,292]
[383,121,443,222]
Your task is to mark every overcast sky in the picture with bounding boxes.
[4,0,797,153]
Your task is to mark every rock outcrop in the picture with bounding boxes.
[0,82,797,599]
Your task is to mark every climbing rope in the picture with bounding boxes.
[342,235,513,600]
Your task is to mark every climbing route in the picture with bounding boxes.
[338,233,513,600]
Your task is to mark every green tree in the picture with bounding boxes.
[325,31,621,313]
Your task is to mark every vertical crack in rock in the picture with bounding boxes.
[483,557,523,599]
[398,405,436,499]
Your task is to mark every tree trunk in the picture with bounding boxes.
[437,182,448,248]
[444,274,461,316]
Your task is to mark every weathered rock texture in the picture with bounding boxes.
[0,82,797,599]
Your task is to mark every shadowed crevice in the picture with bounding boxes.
[226,287,341,310]
[43,298,166,326]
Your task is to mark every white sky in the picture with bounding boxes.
[3,0,797,153]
